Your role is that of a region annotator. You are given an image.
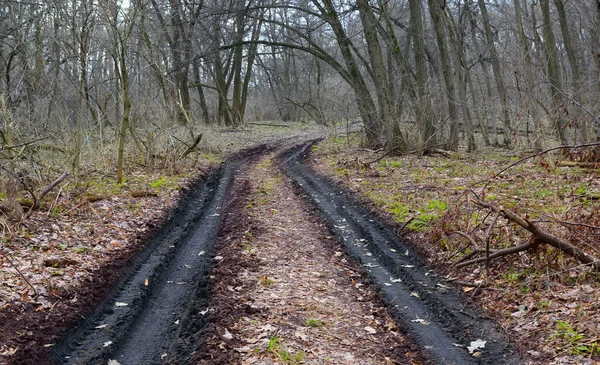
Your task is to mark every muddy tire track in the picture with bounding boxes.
[281,141,522,364]
[51,145,270,365]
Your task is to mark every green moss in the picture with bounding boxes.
[257,158,272,169]
[201,153,220,163]
[534,188,554,199]
[388,201,410,222]
[380,160,404,169]
[426,199,447,211]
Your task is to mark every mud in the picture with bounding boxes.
[51,145,269,364]
[196,153,431,365]
[281,140,522,365]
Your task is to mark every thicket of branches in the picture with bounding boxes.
[1,0,600,216]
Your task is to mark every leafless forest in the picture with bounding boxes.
[1,0,600,185]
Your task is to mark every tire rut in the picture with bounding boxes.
[281,140,522,365]
[196,152,429,364]
[51,145,270,365]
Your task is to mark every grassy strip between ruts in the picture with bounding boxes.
[198,153,428,365]
[311,134,600,364]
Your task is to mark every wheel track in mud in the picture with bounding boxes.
[281,140,522,365]
[51,144,272,365]
[51,138,521,365]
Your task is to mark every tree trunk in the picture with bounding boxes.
[554,0,585,142]
[168,0,190,126]
[356,0,403,148]
[240,20,262,123]
[316,0,383,147]
[466,4,491,146]
[541,0,569,145]
[409,0,435,153]
[428,0,458,151]
[117,38,131,184]
[442,4,476,152]
[192,59,211,124]
[478,0,513,147]
[514,0,543,151]
[231,1,246,127]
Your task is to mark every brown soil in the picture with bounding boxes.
[198,155,429,365]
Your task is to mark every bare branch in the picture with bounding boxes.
[475,200,600,270]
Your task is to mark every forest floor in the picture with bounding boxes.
[1,125,599,364]
[310,134,600,365]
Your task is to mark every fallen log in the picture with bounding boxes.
[178,133,203,160]
[247,122,290,128]
[455,239,540,268]
[23,170,69,219]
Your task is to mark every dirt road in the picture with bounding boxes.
[49,140,519,364]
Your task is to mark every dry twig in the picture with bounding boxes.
[474,199,600,270]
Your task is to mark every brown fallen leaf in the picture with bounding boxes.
[364,326,377,334]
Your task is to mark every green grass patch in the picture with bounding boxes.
[306,318,325,328]
[266,336,305,364]
[552,320,599,356]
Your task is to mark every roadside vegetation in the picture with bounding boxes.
[312,133,600,363]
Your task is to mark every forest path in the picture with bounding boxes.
[48,139,520,365]
[197,140,521,365]
[197,152,427,364]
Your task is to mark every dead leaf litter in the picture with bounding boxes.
[198,154,428,365]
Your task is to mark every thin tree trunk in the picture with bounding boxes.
[116,38,131,184]
[541,0,569,145]
[240,19,262,122]
[193,59,210,124]
[514,0,543,151]
[554,0,585,142]
[356,0,402,148]
[466,3,491,146]
[231,2,245,127]
[409,0,435,153]
[442,5,476,152]
[428,0,458,151]
[478,0,513,147]
[315,0,383,147]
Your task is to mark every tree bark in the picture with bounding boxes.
[514,0,543,151]
[476,200,600,270]
[478,0,513,147]
[554,0,585,142]
[356,0,404,148]
[428,0,458,151]
[409,0,435,154]
[541,0,569,145]
[315,0,383,147]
